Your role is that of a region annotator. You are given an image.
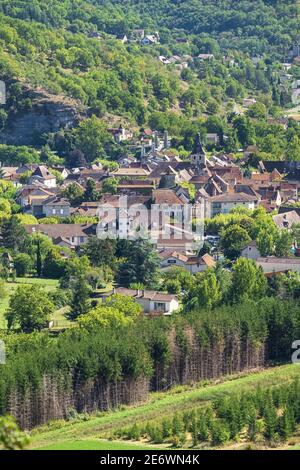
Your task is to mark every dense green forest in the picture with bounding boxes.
[0,1,297,55]
[0,1,298,164]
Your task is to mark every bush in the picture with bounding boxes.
[127,423,141,441]
[14,253,33,276]
[48,289,71,309]
[211,421,230,446]
[148,424,164,444]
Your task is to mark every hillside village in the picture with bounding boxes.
[1,0,300,454]
[1,123,300,318]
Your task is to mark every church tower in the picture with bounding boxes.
[140,142,146,165]
[190,133,207,175]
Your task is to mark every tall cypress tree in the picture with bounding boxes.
[263,401,278,441]
[36,240,42,277]
[68,276,91,320]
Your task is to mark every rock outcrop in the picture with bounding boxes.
[0,85,84,146]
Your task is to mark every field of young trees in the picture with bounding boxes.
[29,365,300,450]
[1,296,300,432]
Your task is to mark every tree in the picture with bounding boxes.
[73,115,111,162]
[233,116,255,147]
[162,267,194,292]
[274,231,293,258]
[0,197,11,215]
[197,412,210,442]
[102,177,119,195]
[211,420,230,446]
[184,268,222,310]
[61,183,84,206]
[66,149,87,168]
[230,258,267,303]
[117,240,160,288]
[14,253,33,277]
[78,294,142,329]
[165,278,181,294]
[278,408,294,441]
[220,224,251,260]
[36,239,42,276]
[256,229,274,256]
[263,401,278,441]
[60,255,90,288]
[106,293,142,317]
[0,416,29,450]
[286,135,300,161]
[0,216,28,251]
[247,405,259,441]
[84,178,99,201]
[68,275,91,320]
[84,237,116,268]
[6,286,54,332]
[247,102,267,119]
[42,249,66,279]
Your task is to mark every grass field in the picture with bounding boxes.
[30,364,300,450]
[0,277,59,329]
[37,440,159,450]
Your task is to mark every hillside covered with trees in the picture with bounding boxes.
[0,0,298,167]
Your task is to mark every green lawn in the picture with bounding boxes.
[0,277,59,329]
[30,364,300,450]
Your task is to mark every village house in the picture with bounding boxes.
[241,241,261,260]
[159,250,216,273]
[112,166,150,178]
[1,167,21,186]
[29,165,57,188]
[131,29,145,40]
[243,98,257,108]
[206,133,220,146]
[16,185,55,209]
[116,34,128,44]
[107,126,133,143]
[24,223,95,247]
[88,31,101,39]
[54,167,70,180]
[209,192,260,217]
[256,257,300,275]
[198,54,214,61]
[42,196,71,218]
[117,179,155,195]
[102,288,179,316]
[72,201,100,218]
[273,210,300,230]
[141,33,159,45]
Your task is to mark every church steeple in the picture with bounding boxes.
[191,133,207,175]
[140,142,146,165]
[194,133,205,155]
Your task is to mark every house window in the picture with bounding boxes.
[60,209,64,215]
[167,259,177,264]
[52,208,56,215]
[154,302,166,312]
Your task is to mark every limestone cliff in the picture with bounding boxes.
[0,85,84,146]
